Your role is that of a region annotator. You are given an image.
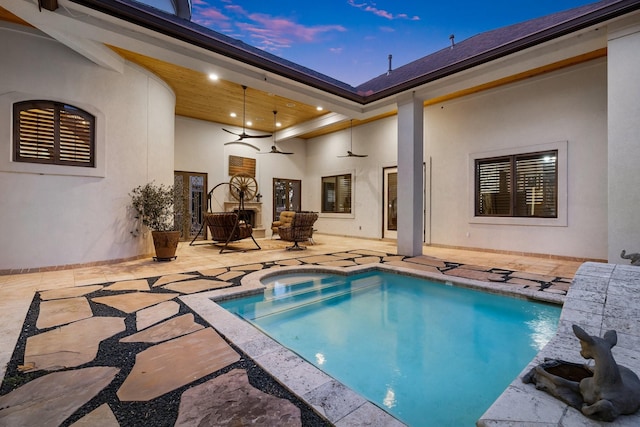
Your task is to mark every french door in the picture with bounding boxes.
[273,178,301,222]
[383,167,398,239]
[174,171,207,241]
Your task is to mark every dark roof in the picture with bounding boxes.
[356,0,637,99]
[72,0,640,104]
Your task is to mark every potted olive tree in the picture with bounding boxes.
[130,181,184,261]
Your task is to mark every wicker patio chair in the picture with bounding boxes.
[278,211,318,250]
[204,212,260,253]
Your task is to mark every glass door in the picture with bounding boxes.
[273,178,301,222]
[174,171,207,241]
[383,167,397,239]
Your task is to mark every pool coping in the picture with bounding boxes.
[478,261,640,426]
[181,262,568,426]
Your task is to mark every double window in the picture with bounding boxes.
[475,150,558,218]
[321,174,352,213]
[13,100,95,167]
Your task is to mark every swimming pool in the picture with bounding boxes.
[220,270,561,426]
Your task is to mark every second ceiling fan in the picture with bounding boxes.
[259,110,294,155]
[223,85,271,150]
[338,120,368,158]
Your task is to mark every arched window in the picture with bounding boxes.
[13,100,95,167]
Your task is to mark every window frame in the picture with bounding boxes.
[469,141,567,227]
[13,100,96,167]
[321,173,353,215]
[1,92,105,178]
[475,150,558,218]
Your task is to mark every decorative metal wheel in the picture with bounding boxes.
[229,173,258,201]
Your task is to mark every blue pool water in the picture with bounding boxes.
[220,270,561,426]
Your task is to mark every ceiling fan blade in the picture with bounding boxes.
[222,128,240,136]
[241,133,272,139]
[338,151,368,158]
[258,146,294,155]
[224,141,260,151]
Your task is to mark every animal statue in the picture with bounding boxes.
[572,325,640,421]
[620,249,640,266]
[523,325,640,421]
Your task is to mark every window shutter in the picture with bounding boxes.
[514,152,557,217]
[15,103,56,162]
[58,106,94,165]
[336,175,352,213]
[476,158,511,215]
[14,100,95,167]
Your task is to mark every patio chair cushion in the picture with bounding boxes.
[271,211,296,235]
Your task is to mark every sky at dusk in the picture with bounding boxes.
[191,0,599,86]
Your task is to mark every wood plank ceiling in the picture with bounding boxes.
[108,46,329,135]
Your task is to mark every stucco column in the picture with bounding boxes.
[607,19,640,263]
[396,92,424,256]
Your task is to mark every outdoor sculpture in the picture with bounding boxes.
[620,249,640,266]
[523,324,640,421]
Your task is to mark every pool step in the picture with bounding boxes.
[246,274,383,320]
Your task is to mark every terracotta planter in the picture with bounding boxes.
[151,231,180,261]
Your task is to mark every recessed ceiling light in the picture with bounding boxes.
[246,121,252,126]
[286,102,296,108]
[316,106,323,111]
[230,112,237,118]
[208,73,219,81]
[276,122,282,127]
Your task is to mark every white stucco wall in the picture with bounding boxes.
[607,18,640,263]
[308,60,608,259]
[0,25,175,270]
[426,60,608,260]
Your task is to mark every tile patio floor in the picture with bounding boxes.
[0,235,586,426]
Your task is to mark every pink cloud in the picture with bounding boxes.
[191,1,230,28]
[347,0,420,21]
[192,1,346,53]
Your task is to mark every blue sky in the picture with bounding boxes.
[191,0,597,86]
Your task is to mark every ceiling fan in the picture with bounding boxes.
[223,85,271,149]
[338,120,368,158]
[259,110,294,155]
